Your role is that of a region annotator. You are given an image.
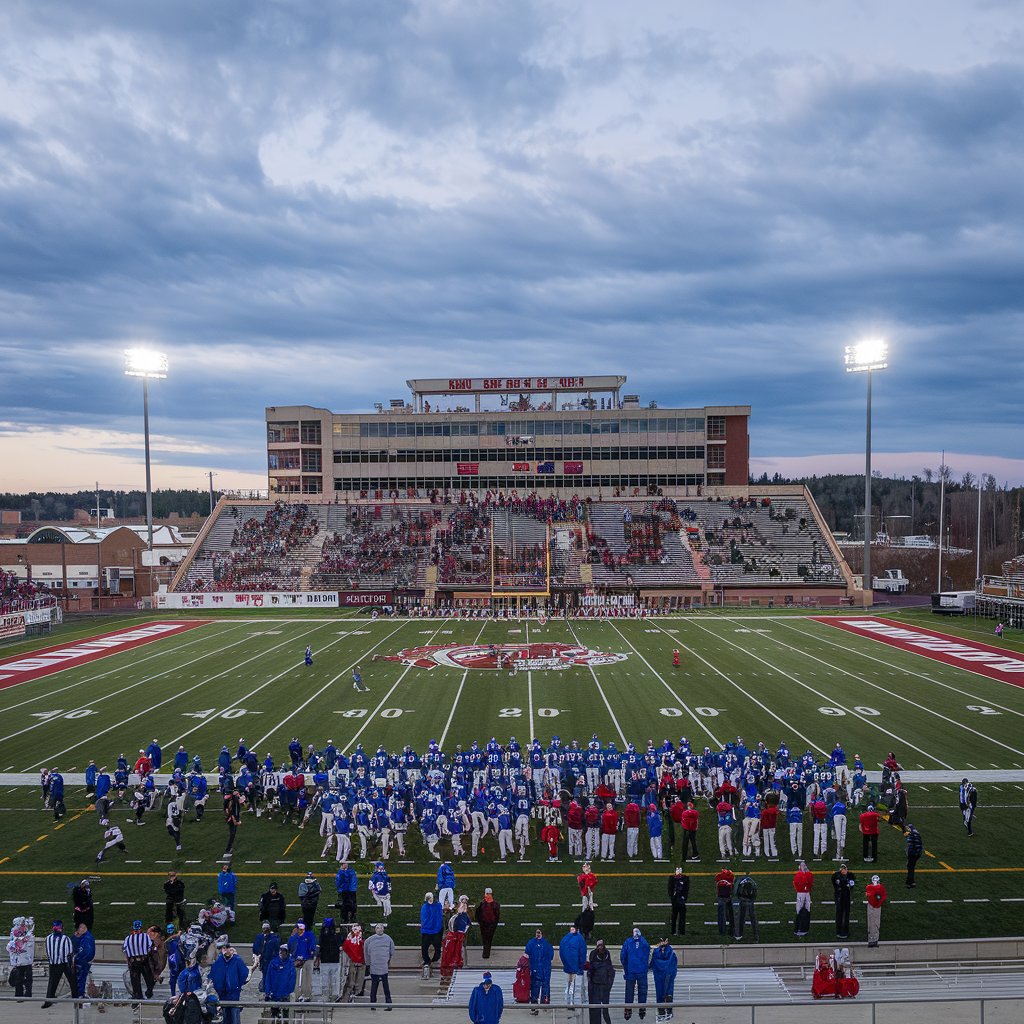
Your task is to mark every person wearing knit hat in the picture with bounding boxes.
[865,874,888,947]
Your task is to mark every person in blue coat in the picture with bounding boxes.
[72,922,95,1001]
[558,925,587,1007]
[85,761,98,797]
[620,928,651,1018]
[177,956,204,994]
[49,770,66,820]
[210,944,249,1024]
[165,925,183,996]
[263,944,296,1017]
[420,892,444,978]
[468,971,504,1024]
[525,927,553,1007]
[649,937,678,1021]
[147,740,163,772]
[252,922,277,991]
[437,860,457,908]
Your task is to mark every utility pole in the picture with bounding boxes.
[96,481,100,528]
[208,471,217,516]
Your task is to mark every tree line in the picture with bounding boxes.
[0,488,218,524]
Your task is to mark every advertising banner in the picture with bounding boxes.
[338,591,394,607]
[536,461,555,474]
[563,461,584,474]
[0,613,26,641]
[156,592,339,609]
[511,462,531,472]
[456,463,480,475]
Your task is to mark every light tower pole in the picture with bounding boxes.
[124,349,168,584]
[845,339,888,605]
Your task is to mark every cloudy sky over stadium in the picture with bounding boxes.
[2,0,1023,493]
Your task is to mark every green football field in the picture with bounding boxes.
[1,608,1023,947]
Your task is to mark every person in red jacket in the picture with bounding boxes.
[566,800,584,859]
[810,798,828,860]
[680,802,700,862]
[599,803,619,861]
[576,863,597,909]
[865,873,888,947]
[134,751,152,778]
[624,800,642,858]
[859,804,880,862]
[540,821,561,862]
[341,921,366,1001]
[672,649,680,668]
[760,802,779,859]
[793,861,814,937]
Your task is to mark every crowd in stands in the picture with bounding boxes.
[0,570,53,614]
[315,510,435,585]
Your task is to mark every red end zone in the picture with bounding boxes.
[0,620,211,689]
[812,616,1024,687]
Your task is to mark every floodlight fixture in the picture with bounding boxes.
[123,348,169,379]
[844,339,888,373]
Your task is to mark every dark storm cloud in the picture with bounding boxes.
[1,0,1022,488]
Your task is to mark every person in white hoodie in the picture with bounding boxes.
[6,916,36,998]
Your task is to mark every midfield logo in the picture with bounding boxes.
[376,642,628,671]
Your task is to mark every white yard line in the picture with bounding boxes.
[692,619,952,768]
[566,621,627,746]
[780,619,1024,719]
[0,622,243,715]
[338,619,452,751]
[525,620,535,741]
[25,622,335,770]
[249,621,414,749]
[439,622,488,749]
[642,619,819,754]
[0,625,254,747]
[760,619,1024,759]
[603,620,722,748]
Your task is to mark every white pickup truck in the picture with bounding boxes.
[872,568,909,593]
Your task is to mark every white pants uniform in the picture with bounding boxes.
[763,827,778,858]
[320,811,334,837]
[790,822,803,857]
[451,833,464,856]
[380,827,392,859]
[392,828,406,856]
[334,833,352,862]
[607,769,623,794]
[426,834,440,859]
[565,973,581,1006]
[357,827,370,859]
[319,962,341,1000]
[795,892,811,914]
[813,822,827,858]
[498,828,514,860]
[742,818,761,857]
[626,827,639,857]
[586,767,601,792]
[718,825,735,857]
[650,836,663,859]
[438,886,454,909]
[515,816,530,858]
[600,833,616,860]
[372,891,392,917]
[585,827,600,860]
[568,827,583,857]
[833,816,847,857]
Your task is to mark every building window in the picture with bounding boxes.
[707,416,726,440]
[301,450,322,473]
[268,422,299,444]
[300,421,322,444]
[706,445,726,470]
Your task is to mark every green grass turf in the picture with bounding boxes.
[1,610,1022,945]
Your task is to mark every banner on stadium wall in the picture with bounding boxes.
[511,462,531,473]
[456,463,479,475]
[537,461,555,474]
[156,592,339,609]
[24,609,53,625]
[0,613,26,641]
[338,590,393,607]
[563,461,584,474]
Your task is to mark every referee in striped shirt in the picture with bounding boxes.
[123,920,156,1000]
[41,920,77,1007]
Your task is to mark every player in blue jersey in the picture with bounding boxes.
[353,666,369,692]
[305,645,313,667]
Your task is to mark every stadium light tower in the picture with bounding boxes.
[124,349,168,557]
[845,339,888,603]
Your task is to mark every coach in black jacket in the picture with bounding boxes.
[668,867,690,936]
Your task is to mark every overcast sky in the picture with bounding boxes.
[2,0,1022,494]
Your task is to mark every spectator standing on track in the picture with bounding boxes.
[865,874,888,947]
[41,920,76,1008]
[341,922,367,1001]
[316,918,343,1001]
[558,924,587,1008]
[587,938,615,1024]
[714,867,734,937]
[224,788,242,858]
[164,870,188,929]
[734,872,759,942]
[71,879,94,931]
[258,883,286,933]
[476,888,501,958]
[364,922,396,1008]
[420,892,443,979]
[210,943,249,1024]
[252,922,276,993]
[668,867,689,936]
[298,871,321,929]
[72,922,95,1004]
[468,971,504,1024]
[649,936,678,1022]
[264,942,296,1020]
[831,864,855,939]
[859,804,880,862]
[525,927,553,1012]
[123,919,155,1002]
[904,824,923,887]
[6,915,35,999]
[289,921,317,1002]
[336,862,358,923]
[218,863,238,912]
[793,862,814,937]
[959,778,978,836]
[620,927,650,1020]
